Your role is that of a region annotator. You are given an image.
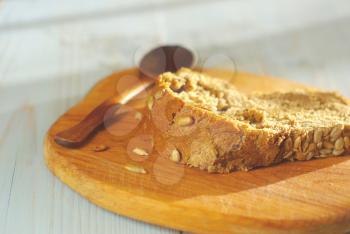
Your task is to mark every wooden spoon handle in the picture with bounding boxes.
[54,79,154,147]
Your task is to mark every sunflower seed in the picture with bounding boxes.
[334,138,345,151]
[132,147,149,156]
[302,141,310,153]
[93,144,109,152]
[305,132,313,148]
[307,143,316,153]
[314,129,323,143]
[283,151,293,159]
[284,138,293,152]
[278,137,285,146]
[330,125,343,142]
[124,164,147,174]
[176,116,194,126]
[170,149,181,162]
[294,136,302,151]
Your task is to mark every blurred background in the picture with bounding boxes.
[1,0,350,234]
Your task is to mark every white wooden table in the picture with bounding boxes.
[1,0,350,233]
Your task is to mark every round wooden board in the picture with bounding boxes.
[45,68,350,234]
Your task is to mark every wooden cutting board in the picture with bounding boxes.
[44,68,350,234]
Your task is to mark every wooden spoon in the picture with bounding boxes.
[54,45,195,147]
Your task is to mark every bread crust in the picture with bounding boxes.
[149,89,290,173]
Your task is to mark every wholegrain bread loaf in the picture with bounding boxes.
[148,68,350,173]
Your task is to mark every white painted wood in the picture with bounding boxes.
[0,97,179,234]
[1,0,350,233]
[2,0,350,87]
[0,0,205,30]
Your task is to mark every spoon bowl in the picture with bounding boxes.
[139,45,195,78]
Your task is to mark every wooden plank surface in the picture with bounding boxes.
[44,68,350,234]
[1,0,350,233]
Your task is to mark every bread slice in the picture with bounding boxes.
[148,68,350,173]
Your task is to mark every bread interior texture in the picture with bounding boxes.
[159,68,350,132]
